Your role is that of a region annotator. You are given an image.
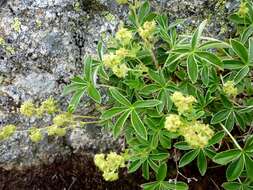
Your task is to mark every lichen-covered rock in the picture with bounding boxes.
[0,0,238,170]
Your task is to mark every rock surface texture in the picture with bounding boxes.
[0,0,239,170]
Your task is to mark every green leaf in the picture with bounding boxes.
[187,54,198,83]
[162,181,189,190]
[201,64,209,86]
[174,141,192,150]
[113,110,131,138]
[225,112,235,131]
[191,20,207,50]
[244,135,253,153]
[148,69,166,86]
[245,154,253,180]
[68,89,85,112]
[234,65,249,85]
[141,182,158,190]
[141,84,161,95]
[62,83,86,96]
[87,84,101,103]
[234,112,246,131]
[128,159,144,173]
[195,51,222,68]
[197,149,207,176]
[101,107,127,120]
[159,133,171,149]
[249,38,253,63]
[223,60,245,70]
[231,39,249,64]
[211,109,231,124]
[149,153,169,161]
[109,88,131,107]
[208,131,225,146]
[203,148,216,159]
[138,1,150,24]
[157,90,166,113]
[131,109,147,140]
[222,182,242,190]
[179,149,199,167]
[142,160,150,180]
[226,155,244,181]
[133,100,161,109]
[213,149,242,165]
[156,163,167,181]
[84,55,93,82]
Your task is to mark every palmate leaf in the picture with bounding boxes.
[109,88,132,107]
[197,149,207,176]
[101,107,127,120]
[234,65,249,85]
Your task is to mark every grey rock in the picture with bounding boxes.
[0,0,239,170]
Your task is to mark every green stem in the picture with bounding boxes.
[220,123,242,150]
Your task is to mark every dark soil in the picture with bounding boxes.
[0,154,226,190]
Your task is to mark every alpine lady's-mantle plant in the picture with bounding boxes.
[2,0,253,189]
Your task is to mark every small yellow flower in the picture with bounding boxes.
[171,92,196,114]
[53,113,72,126]
[115,48,129,58]
[94,152,126,181]
[103,53,121,68]
[164,114,183,132]
[103,171,119,181]
[29,128,43,143]
[47,125,66,137]
[115,27,132,45]
[38,97,58,115]
[184,122,214,148]
[138,20,156,41]
[223,81,238,97]
[112,64,129,78]
[20,100,36,117]
[238,2,249,17]
[0,125,16,141]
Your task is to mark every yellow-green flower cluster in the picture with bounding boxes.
[171,91,196,114]
[94,152,126,181]
[29,128,43,143]
[238,2,249,17]
[0,125,16,141]
[47,125,66,137]
[184,121,214,148]
[20,100,36,117]
[165,115,214,148]
[20,98,58,117]
[53,113,73,126]
[112,63,129,78]
[164,114,183,132]
[138,20,156,41]
[103,49,129,78]
[36,98,58,116]
[115,27,132,45]
[223,81,238,97]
